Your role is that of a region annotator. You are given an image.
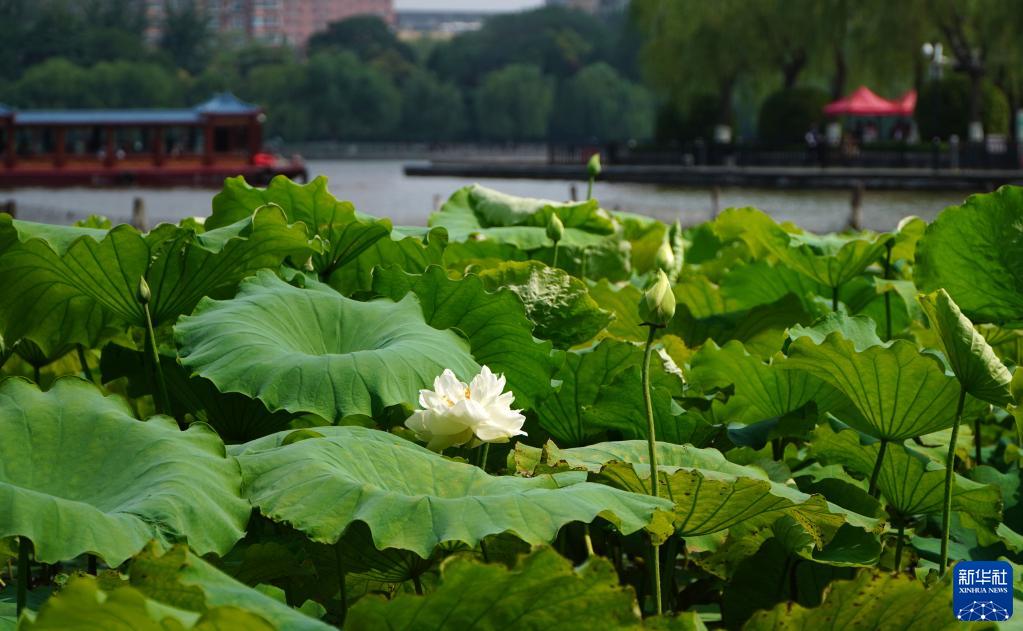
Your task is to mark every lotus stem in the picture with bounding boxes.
[974,416,982,465]
[32,365,40,384]
[334,542,347,626]
[412,574,424,595]
[831,285,840,312]
[552,242,560,269]
[868,439,888,498]
[77,345,96,384]
[16,537,29,617]
[87,554,97,576]
[583,524,595,558]
[142,304,170,416]
[641,324,663,615]
[894,523,906,571]
[586,178,594,201]
[479,442,491,472]
[883,242,893,340]
[940,387,967,576]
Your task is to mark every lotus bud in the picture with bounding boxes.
[639,269,676,326]
[655,241,675,273]
[546,213,564,243]
[668,219,685,269]
[137,276,151,305]
[587,153,602,179]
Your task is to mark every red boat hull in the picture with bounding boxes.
[0,163,307,188]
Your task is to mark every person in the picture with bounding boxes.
[804,126,818,166]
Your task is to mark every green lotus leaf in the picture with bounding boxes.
[372,265,553,408]
[175,270,479,420]
[537,339,641,446]
[326,226,446,295]
[780,315,965,440]
[920,288,1013,406]
[719,260,825,312]
[429,184,615,246]
[809,423,1002,518]
[0,377,249,566]
[127,544,333,631]
[584,365,718,446]
[518,440,878,536]
[668,293,813,359]
[235,426,672,557]
[713,207,891,289]
[20,577,275,631]
[477,260,612,348]
[208,175,391,278]
[743,570,964,630]
[588,279,648,342]
[0,206,316,356]
[346,548,652,631]
[889,215,927,263]
[100,344,294,443]
[688,340,850,424]
[915,186,1023,323]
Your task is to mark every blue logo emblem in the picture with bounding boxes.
[953,561,1013,622]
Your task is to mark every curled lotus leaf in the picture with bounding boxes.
[234,426,672,557]
[0,377,249,566]
[175,270,480,420]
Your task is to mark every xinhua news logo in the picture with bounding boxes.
[953,560,1013,622]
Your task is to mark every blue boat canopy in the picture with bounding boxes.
[4,93,260,126]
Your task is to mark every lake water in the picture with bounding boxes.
[4,159,971,232]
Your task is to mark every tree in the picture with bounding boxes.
[551,62,654,142]
[307,15,414,65]
[7,58,95,108]
[302,52,401,140]
[474,64,554,141]
[397,68,465,141]
[160,0,212,75]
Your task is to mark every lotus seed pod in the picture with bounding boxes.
[639,269,676,326]
[137,276,151,305]
[546,213,564,243]
[587,153,602,178]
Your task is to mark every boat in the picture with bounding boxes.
[0,93,307,187]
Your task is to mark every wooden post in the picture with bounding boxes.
[569,183,578,201]
[2,199,15,218]
[849,181,864,230]
[131,197,147,231]
[709,185,721,218]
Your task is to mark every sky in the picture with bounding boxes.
[394,0,544,11]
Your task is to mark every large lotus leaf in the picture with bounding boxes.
[688,340,850,424]
[0,377,249,566]
[326,226,447,295]
[719,260,826,312]
[347,547,676,631]
[743,570,967,630]
[0,207,315,355]
[235,426,672,557]
[126,544,334,631]
[476,260,612,348]
[588,279,648,342]
[780,315,965,440]
[100,344,294,442]
[429,185,615,250]
[537,339,641,446]
[372,265,553,408]
[713,207,891,288]
[916,186,1023,323]
[809,423,1002,518]
[208,175,391,277]
[20,578,275,631]
[920,289,1013,406]
[175,270,479,420]
[519,440,878,536]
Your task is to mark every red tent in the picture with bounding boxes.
[824,86,907,117]
[892,90,917,116]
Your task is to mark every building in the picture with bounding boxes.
[395,10,494,40]
[544,0,627,15]
[145,0,394,47]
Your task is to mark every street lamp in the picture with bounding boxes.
[921,42,945,80]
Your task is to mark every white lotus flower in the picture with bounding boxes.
[405,366,526,451]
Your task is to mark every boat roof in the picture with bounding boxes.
[2,93,260,125]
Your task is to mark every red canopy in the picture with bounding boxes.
[892,90,917,116]
[824,86,910,117]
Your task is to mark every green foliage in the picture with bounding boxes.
[916,75,1010,140]
[551,62,654,142]
[757,87,830,146]
[475,64,555,141]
